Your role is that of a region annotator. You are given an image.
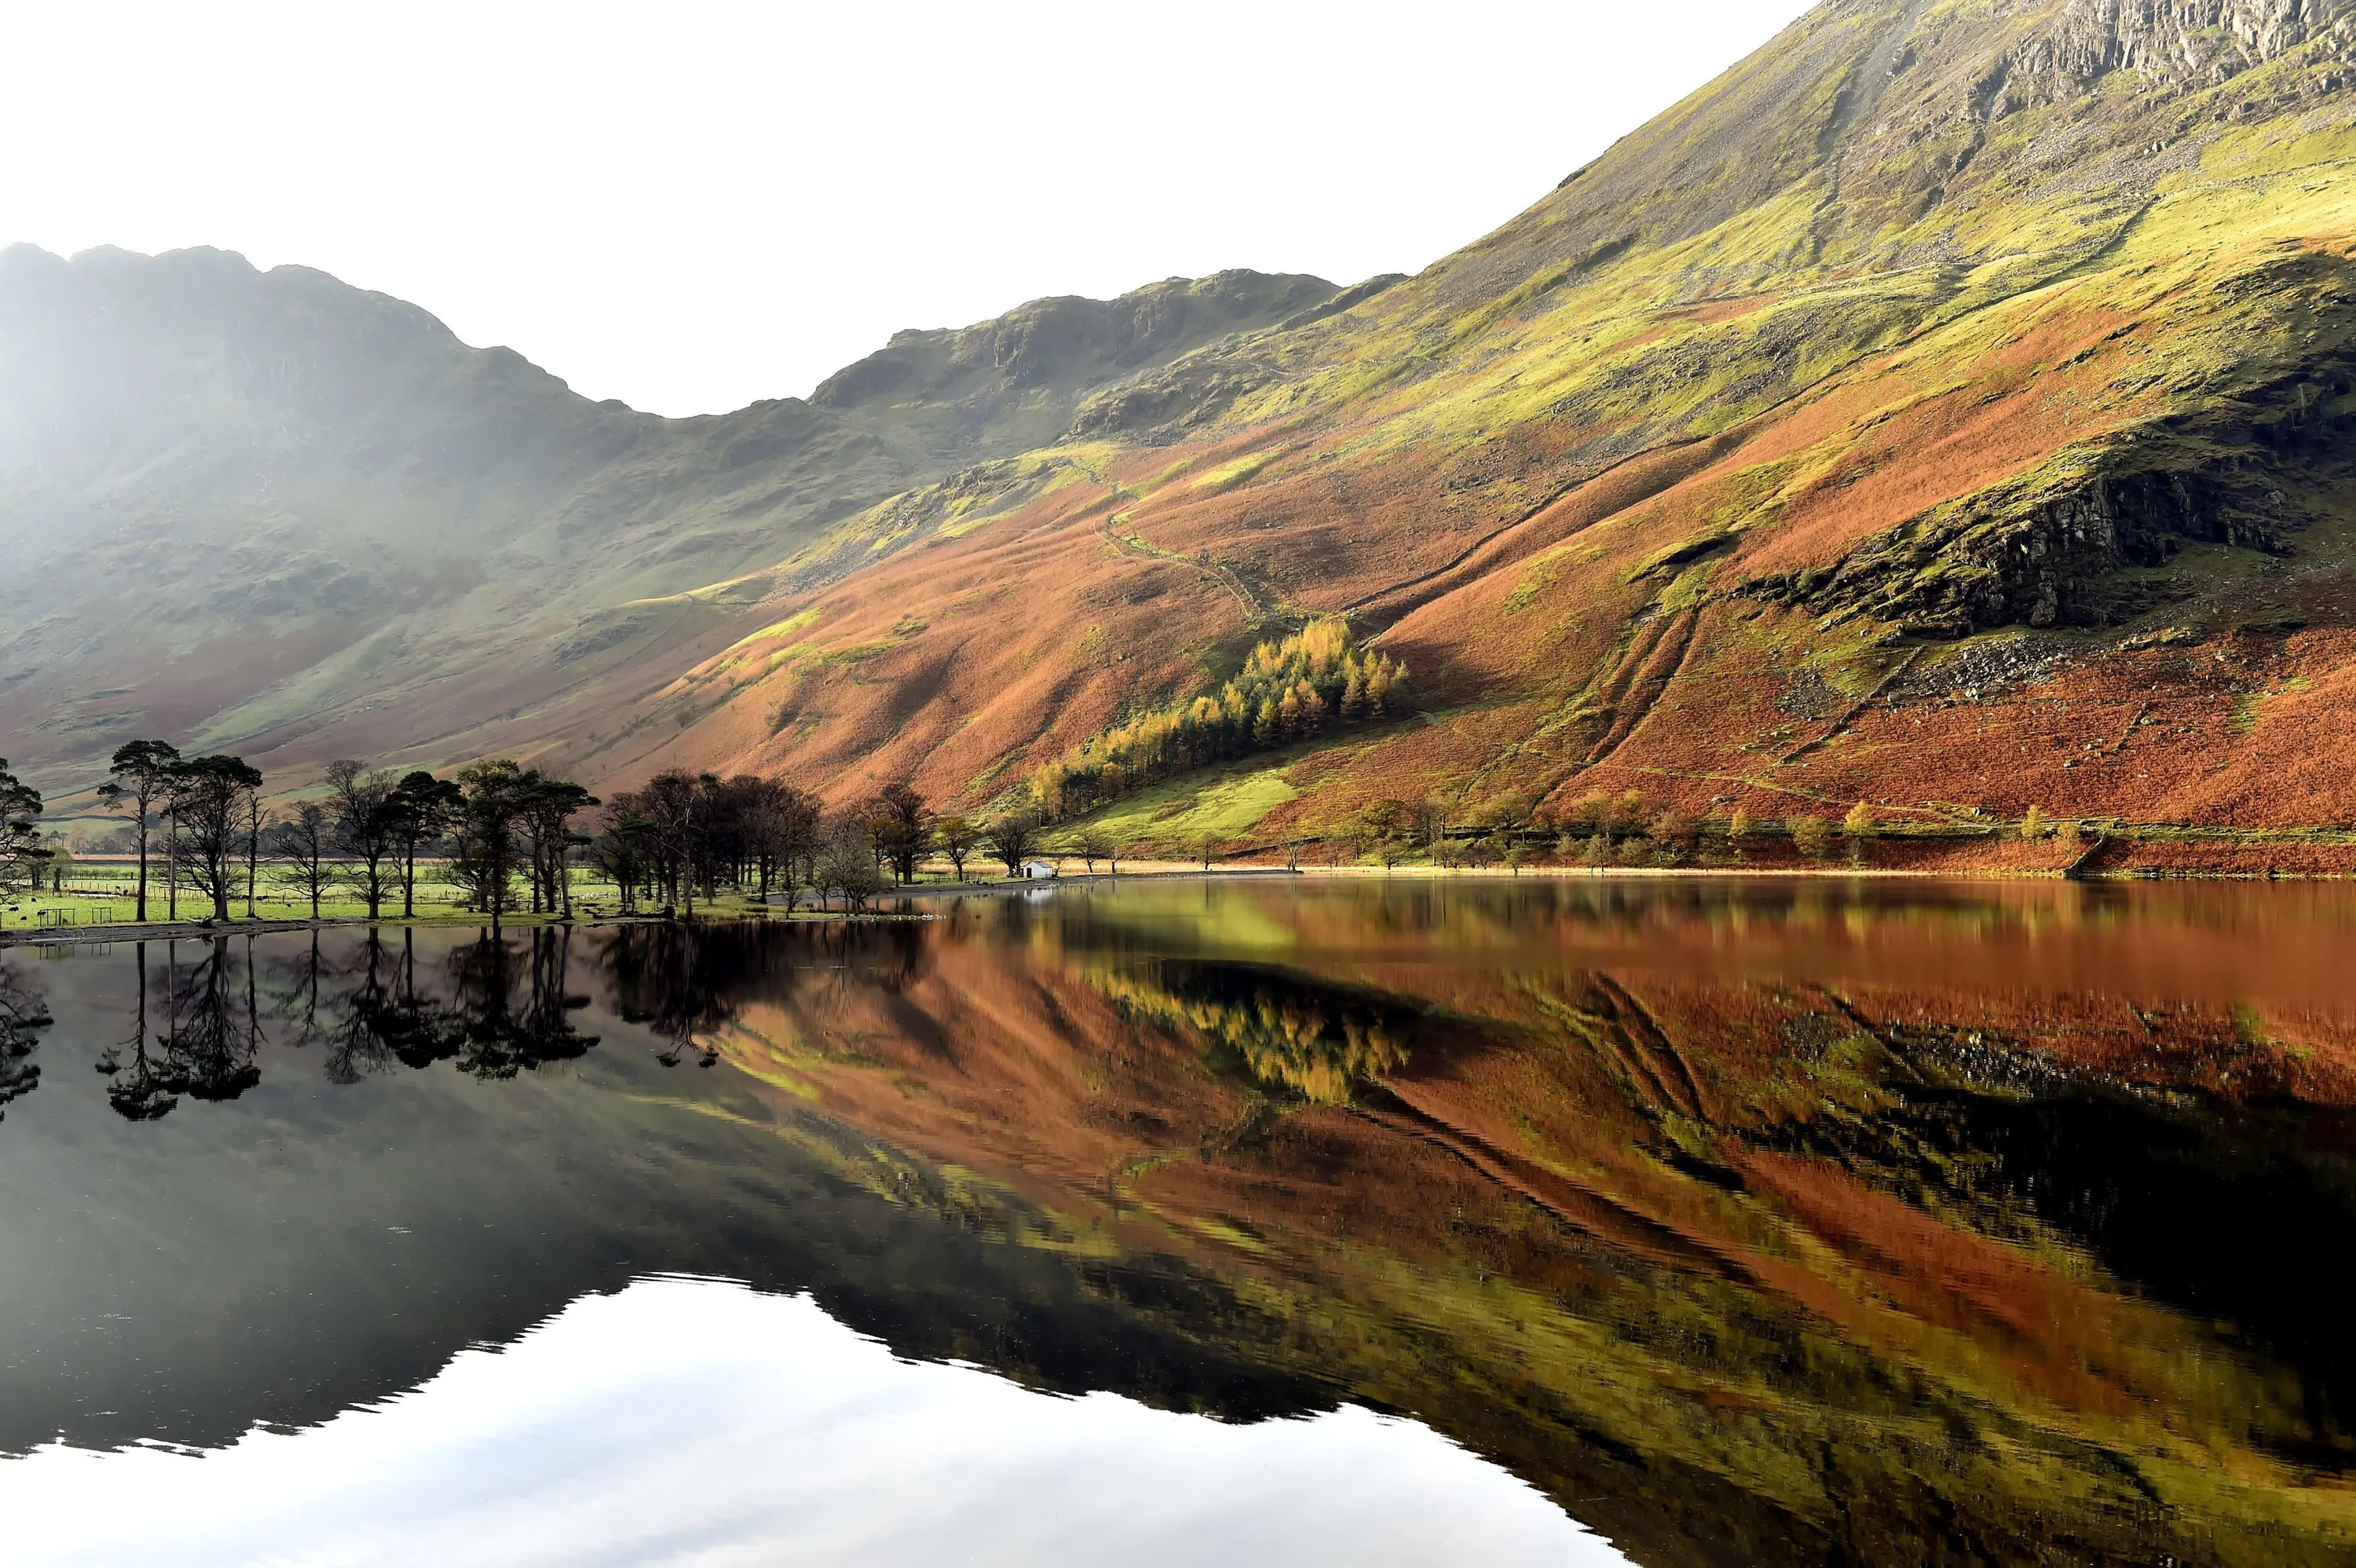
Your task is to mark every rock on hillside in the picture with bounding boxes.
[0,248,1336,794]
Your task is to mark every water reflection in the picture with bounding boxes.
[76,929,604,1115]
[1093,959,1414,1103]
[0,956,46,1118]
[0,1277,1617,1568]
[1,880,2354,1565]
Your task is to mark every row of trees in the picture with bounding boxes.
[582,774,1078,914]
[81,742,597,934]
[23,737,2084,919]
[61,743,1090,933]
[1295,789,2020,869]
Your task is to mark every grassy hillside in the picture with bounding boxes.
[576,0,2356,857]
[0,248,1336,797]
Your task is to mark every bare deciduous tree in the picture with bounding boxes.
[935,813,979,882]
[325,760,403,919]
[985,813,1039,878]
[268,804,337,919]
[817,827,887,912]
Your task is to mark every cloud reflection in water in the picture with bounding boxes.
[0,1274,1623,1568]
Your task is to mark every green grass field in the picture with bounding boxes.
[0,861,1075,934]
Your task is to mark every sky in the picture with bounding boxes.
[0,2,1817,416]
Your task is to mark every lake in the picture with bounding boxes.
[0,876,2351,1565]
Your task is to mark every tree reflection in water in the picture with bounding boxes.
[446,930,598,1080]
[99,942,175,1120]
[158,938,264,1103]
[0,954,48,1120]
[1092,959,1416,1105]
[86,927,600,1117]
[601,925,730,1068]
[591,919,927,1066]
[97,938,271,1113]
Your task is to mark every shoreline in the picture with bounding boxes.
[8,861,2336,948]
[0,867,1309,948]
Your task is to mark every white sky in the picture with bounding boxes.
[0,2,1816,416]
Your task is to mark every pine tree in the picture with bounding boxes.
[1294,679,1324,733]
[1341,669,1366,721]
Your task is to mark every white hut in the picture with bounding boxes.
[1021,859,1060,880]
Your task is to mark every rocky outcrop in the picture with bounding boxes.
[1748,338,2356,638]
[2019,0,2356,86]
[1751,455,2296,637]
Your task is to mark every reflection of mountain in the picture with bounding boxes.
[684,886,2356,1567]
[0,928,1330,1458]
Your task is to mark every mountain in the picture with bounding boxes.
[0,247,1337,795]
[14,0,2356,858]
[547,0,2356,859]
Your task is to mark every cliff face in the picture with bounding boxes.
[2025,0,2354,83]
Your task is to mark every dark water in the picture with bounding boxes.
[1,879,2354,1565]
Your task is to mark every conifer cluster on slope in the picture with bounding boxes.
[1026,622,1407,821]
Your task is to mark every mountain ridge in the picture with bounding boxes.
[0,246,1340,799]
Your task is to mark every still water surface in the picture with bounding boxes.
[0,878,2351,1564]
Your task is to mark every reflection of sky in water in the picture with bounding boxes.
[0,1276,1626,1567]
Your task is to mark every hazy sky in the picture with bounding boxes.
[3,2,1816,415]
